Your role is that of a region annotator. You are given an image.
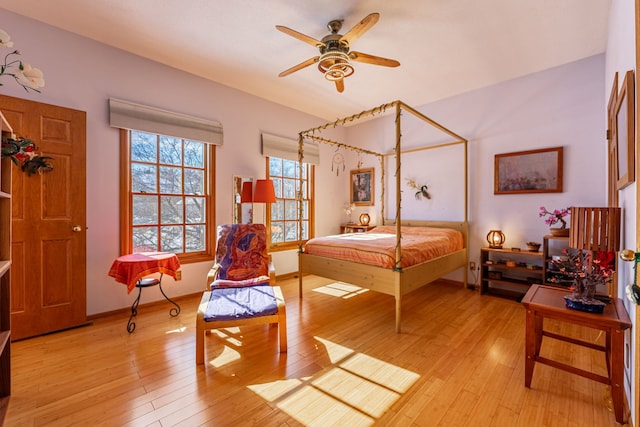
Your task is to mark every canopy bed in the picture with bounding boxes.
[296,100,469,333]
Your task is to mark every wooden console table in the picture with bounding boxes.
[521,284,631,424]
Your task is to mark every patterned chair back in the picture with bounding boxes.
[215,224,269,281]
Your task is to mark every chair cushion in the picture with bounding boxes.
[203,285,278,321]
[211,275,270,289]
[216,224,269,281]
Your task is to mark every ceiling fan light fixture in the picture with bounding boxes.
[318,51,354,81]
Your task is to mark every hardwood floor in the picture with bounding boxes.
[5,276,628,426]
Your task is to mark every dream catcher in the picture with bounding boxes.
[331,148,345,176]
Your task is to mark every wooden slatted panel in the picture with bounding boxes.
[569,207,621,252]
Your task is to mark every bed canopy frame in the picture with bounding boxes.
[296,100,469,332]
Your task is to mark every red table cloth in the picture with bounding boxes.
[108,252,181,293]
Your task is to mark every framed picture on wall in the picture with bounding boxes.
[615,70,635,190]
[350,168,374,206]
[494,147,563,194]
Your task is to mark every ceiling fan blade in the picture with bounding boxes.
[335,78,345,93]
[340,13,380,46]
[349,51,400,67]
[276,25,325,48]
[278,56,319,77]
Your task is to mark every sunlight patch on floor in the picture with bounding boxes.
[165,326,187,334]
[312,282,370,299]
[247,336,420,425]
[207,345,241,368]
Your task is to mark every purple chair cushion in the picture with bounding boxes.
[203,285,278,322]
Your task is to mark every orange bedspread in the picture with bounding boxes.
[303,225,464,268]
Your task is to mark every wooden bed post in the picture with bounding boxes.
[395,277,402,333]
[395,101,402,268]
[298,133,305,299]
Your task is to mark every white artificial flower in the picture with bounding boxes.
[16,63,45,89]
[0,29,13,48]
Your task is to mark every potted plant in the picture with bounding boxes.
[539,206,570,236]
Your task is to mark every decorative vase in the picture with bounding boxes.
[550,227,569,237]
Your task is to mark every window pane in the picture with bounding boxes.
[272,177,282,198]
[186,225,205,251]
[159,136,182,165]
[269,157,282,176]
[186,196,206,223]
[161,226,184,253]
[301,220,308,240]
[131,131,157,162]
[285,221,298,242]
[272,200,284,220]
[160,166,182,194]
[283,178,296,198]
[131,164,157,193]
[271,221,284,243]
[283,159,296,178]
[284,199,297,220]
[133,226,158,252]
[184,168,204,194]
[161,196,183,224]
[184,140,204,168]
[133,195,158,225]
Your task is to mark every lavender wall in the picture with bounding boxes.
[0,10,345,315]
[348,54,607,280]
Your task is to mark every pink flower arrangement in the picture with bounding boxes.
[539,206,570,229]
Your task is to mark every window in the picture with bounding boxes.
[120,129,215,263]
[267,156,313,250]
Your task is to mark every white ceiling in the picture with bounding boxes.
[0,0,612,121]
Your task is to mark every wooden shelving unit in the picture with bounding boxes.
[0,111,13,418]
[542,235,571,288]
[480,247,544,300]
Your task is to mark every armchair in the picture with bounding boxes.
[196,224,286,365]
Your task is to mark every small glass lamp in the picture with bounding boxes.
[487,230,506,249]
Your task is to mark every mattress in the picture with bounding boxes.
[303,225,464,268]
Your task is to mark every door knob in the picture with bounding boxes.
[72,225,82,232]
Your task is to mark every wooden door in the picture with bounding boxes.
[0,95,87,340]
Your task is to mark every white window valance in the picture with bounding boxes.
[109,98,223,145]
[261,133,319,165]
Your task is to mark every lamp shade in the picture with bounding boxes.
[254,179,276,203]
[240,181,253,203]
[487,230,505,249]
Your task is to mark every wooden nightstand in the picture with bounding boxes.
[340,223,376,233]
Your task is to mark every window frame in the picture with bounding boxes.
[119,129,215,264]
[266,156,314,251]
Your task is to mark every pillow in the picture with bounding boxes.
[211,275,270,289]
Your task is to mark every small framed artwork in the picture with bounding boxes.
[615,70,635,190]
[494,147,563,194]
[350,168,374,206]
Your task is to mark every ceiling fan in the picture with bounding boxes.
[276,12,400,93]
